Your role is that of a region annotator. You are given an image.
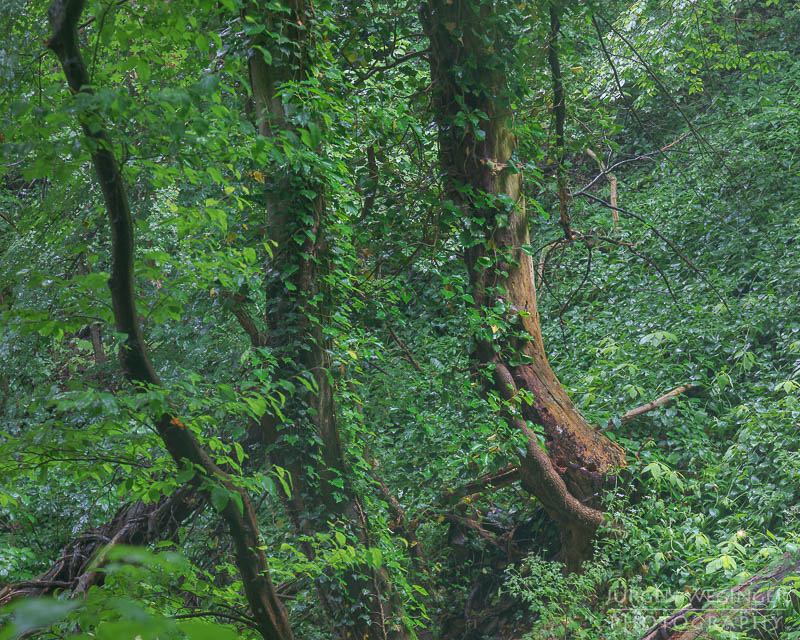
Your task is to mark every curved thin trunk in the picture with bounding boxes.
[46,3,292,637]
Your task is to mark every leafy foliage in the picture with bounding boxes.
[2,0,800,638]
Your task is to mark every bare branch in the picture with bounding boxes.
[610,384,699,429]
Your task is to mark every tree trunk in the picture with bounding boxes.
[422,0,625,572]
[245,4,406,637]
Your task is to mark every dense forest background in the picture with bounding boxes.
[1,0,799,638]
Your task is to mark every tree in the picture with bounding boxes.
[6,0,799,637]
[422,0,625,571]
[242,2,408,636]
[44,1,292,637]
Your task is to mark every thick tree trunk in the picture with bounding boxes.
[422,0,625,571]
[46,3,293,638]
[245,4,406,637]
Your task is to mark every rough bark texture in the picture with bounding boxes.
[46,3,292,638]
[245,4,405,637]
[422,0,625,571]
[0,487,201,606]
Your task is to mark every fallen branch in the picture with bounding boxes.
[610,384,698,428]
[638,553,800,640]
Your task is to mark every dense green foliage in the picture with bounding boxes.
[1,0,799,638]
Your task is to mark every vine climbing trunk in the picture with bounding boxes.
[422,0,625,572]
[45,2,293,638]
[244,3,406,637]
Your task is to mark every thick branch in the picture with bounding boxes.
[0,487,202,606]
[440,464,520,506]
[491,361,604,532]
[638,553,800,640]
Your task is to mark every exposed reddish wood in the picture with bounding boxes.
[423,0,626,572]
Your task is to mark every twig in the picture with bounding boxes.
[574,192,730,314]
[387,324,423,373]
[577,132,691,199]
[558,243,592,320]
[0,211,16,229]
[352,49,429,87]
[172,610,258,629]
[596,13,727,171]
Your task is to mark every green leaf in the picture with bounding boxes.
[210,485,229,512]
[177,620,239,640]
[1,598,79,637]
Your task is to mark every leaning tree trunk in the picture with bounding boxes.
[244,3,406,637]
[46,3,293,638]
[422,0,625,572]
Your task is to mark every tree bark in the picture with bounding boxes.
[0,486,201,606]
[46,3,293,638]
[244,4,406,637]
[422,0,625,572]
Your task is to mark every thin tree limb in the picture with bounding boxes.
[574,192,730,314]
[46,3,292,637]
[387,324,423,373]
[596,13,728,171]
[611,384,698,428]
